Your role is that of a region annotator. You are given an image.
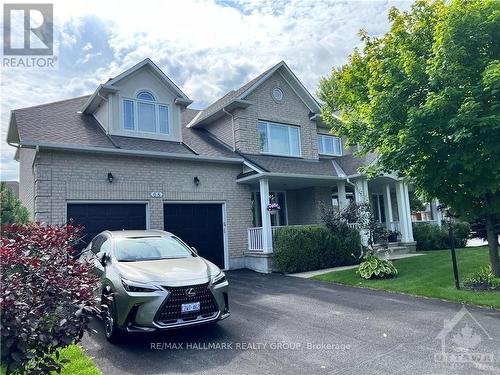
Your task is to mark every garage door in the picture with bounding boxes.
[164,203,225,269]
[67,203,147,250]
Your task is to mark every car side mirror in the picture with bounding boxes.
[191,246,198,254]
[100,253,109,267]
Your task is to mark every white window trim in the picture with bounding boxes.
[121,95,171,135]
[318,134,342,156]
[259,120,302,157]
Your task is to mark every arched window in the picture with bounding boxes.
[136,90,156,101]
[122,90,169,135]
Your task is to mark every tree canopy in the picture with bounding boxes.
[318,0,500,275]
[0,182,29,225]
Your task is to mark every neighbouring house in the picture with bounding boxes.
[1,181,19,198]
[7,58,416,273]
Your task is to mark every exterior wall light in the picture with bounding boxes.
[193,176,200,186]
[107,172,114,183]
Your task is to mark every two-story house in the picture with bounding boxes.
[7,59,415,273]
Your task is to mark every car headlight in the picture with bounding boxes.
[211,271,227,286]
[121,278,159,293]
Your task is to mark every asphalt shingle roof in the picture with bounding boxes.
[241,153,339,177]
[14,96,115,148]
[12,96,239,159]
[335,152,378,175]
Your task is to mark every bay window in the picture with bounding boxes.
[317,134,342,156]
[122,90,170,135]
[259,120,301,157]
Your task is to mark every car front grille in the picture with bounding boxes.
[156,282,219,325]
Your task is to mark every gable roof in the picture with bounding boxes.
[8,96,241,162]
[188,61,321,127]
[82,58,192,114]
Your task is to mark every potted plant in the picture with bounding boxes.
[267,202,281,215]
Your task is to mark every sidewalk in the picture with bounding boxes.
[288,253,424,279]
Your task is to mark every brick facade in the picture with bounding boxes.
[233,71,319,159]
[31,150,253,268]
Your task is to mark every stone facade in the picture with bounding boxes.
[30,150,253,269]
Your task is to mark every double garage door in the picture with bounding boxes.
[67,202,225,268]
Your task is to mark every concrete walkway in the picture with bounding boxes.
[288,252,424,278]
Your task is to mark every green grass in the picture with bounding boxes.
[314,246,500,309]
[1,344,101,375]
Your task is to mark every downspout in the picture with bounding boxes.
[222,108,236,152]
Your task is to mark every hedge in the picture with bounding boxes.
[412,222,470,251]
[273,225,361,273]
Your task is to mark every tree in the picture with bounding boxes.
[318,0,500,276]
[0,182,29,225]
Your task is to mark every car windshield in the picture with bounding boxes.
[114,236,194,262]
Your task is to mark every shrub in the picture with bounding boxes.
[463,265,500,291]
[412,222,470,251]
[356,253,398,279]
[273,225,361,273]
[0,223,97,374]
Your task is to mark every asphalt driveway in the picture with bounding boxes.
[82,270,500,375]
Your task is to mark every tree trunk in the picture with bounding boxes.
[486,216,500,277]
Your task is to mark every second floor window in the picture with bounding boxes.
[317,134,342,156]
[259,120,301,157]
[123,90,170,134]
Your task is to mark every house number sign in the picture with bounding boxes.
[150,192,163,198]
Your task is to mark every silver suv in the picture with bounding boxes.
[82,230,230,343]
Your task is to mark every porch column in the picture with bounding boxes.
[395,181,409,242]
[337,181,348,210]
[354,178,369,204]
[354,178,370,246]
[431,199,442,228]
[383,184,394,230]
[403,184,414,241]
[259,178,273,253]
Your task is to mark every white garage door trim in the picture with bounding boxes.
[164,201,229,271]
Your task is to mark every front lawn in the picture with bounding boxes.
[314,246,500,309]
[1,344,101,375]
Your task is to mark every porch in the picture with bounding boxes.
[241,175,416,272]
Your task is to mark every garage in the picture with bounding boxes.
[67,203,147,250]
[164,203,226,269]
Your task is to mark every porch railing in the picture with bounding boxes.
[247,226,289,251]
[389,221,400,232]
[248,227,264,251]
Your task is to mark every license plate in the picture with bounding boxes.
[181,302,200,313]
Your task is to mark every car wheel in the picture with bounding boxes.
[102,294,123,344]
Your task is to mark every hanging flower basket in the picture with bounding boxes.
[267,203,280,215]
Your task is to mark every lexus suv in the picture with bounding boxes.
[81,230,230,343]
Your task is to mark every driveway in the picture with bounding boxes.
[82,270,500,375]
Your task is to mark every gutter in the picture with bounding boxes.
[236,171,345,183]
[19,141,244,165]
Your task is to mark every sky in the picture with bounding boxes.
[0,0,412,181]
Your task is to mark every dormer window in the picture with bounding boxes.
[317,134,342,156]
[122,90,170,134]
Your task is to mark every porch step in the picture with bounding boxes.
[376,246,410,257]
